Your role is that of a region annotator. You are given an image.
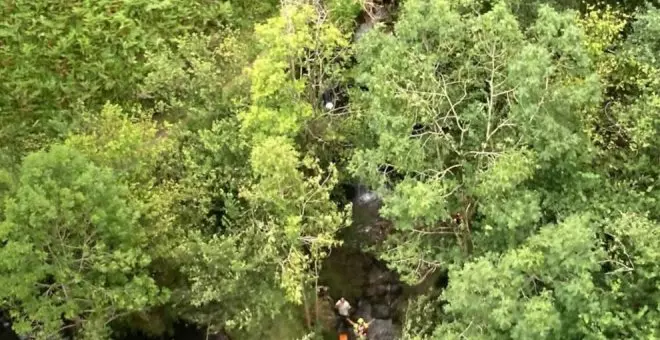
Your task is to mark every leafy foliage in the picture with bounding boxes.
[1,0,659,339]
[0,145,165,339]
[349,0,600,282]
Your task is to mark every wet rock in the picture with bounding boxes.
[355,298,373,319]
[371,304,392,319]
[357,222,391,244]
[351,185,381,230]
[353,185,382,211]
[319,182,405,339]
[0,310,20,340]
[367,319,397,340]
[356,190,380,206]
[369,283,402,298]
[368,267,395,285]
[351,185,391,245]
[365,284,388,298]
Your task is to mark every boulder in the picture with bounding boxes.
[371,303,392,319]
[367,319,397,340]
[364,284,389,298]
[354,299,373,320]
[367,267,395,285]
[389,283,403,295]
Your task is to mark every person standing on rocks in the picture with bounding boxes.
[334,297,352,330]
[348,317,371,340]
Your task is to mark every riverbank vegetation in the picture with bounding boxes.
[0,0,658,339]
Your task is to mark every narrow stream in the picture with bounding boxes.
[316,183,405,340]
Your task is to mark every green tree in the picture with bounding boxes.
[3,0,659,339]
[0,0,275,162]
[138,31,252,129]
[435,214,601,340]
[60,105,280,336]
[404,213,660,340]
[240,2,351,140]
[392,3,659,338]
[581,5,660,217]
[229,2,354,334]
[0,145,166,339]
[348,0,600,283]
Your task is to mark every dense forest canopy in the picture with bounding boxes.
[0,0,658,339]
